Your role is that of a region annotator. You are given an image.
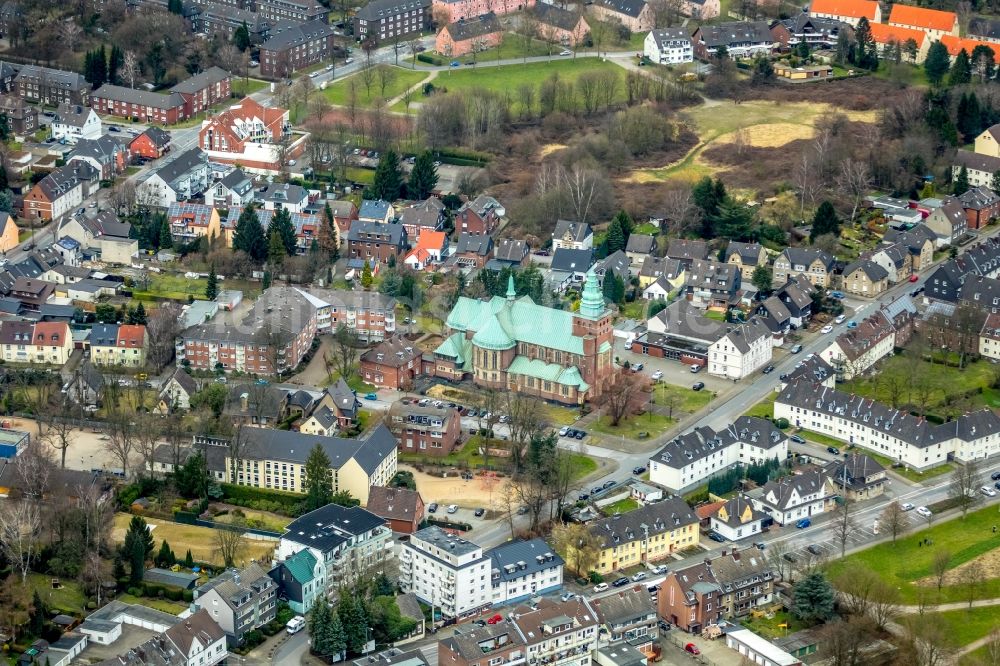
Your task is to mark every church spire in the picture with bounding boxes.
[506,274,516,301]
[579,267,605,319]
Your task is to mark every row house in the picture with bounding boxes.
[648,417,788,493]
[201,424,397,504]
[259,19,336,78]
[198,6,271,43]
[888,4,958,41]
[220,206,320,251]
[137,148,211,208]
[435,12,502,57]
[438,619,526,666]
[775,380,1000,469]
[822,309,898,379]
[354,0,431,45]
[199,97,292,171]
[89,323,148,367]
[583,500,699,575]
[51,103,101,144]
[128,126,172,160]
[22,162,99,221]
[298,287,396,338]
[807,0,880,27]
[360,336,420,388]
[880,226,935,272]
[924,236,1000,302]
[275,503,393,592]
[925,197,970,246]
[0,320,72,365]
[386,401,462,456]
[193,563,277,647]
[691,21,773,60]
[432,0,532,22]
[958,274,1000,313]
[772,247,834,288]
[707,319,771,379]
[533,2,589,47]
[90,84,188,125]
[981,311,1000,360]
[659,549,775,635]
[13,65,88,105]
[589,0,653,32]
[167,202,222,244]
[178,286,316,375]
[869,242,913,283]
[256,0,328,23]
[170,66,232,117]
[868,23,929,64]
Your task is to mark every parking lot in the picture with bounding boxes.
[778,521,882,565]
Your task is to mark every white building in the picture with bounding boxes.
[644,28,693,64]
[511,598,600,666]
[707,319,772,379]
[775,381,1000,469]
[749,469,836,526]
[822,311,897,380]
[552,219,593,251]
[136,148,211,208]
[709,495,769,542]
[981,312,1000,360]
[648,417,788,493]
[51,104,101,144]
[399,526,492,619]
[488,539,564,606]
[725,628,802,666]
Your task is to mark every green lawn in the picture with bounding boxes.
[652,384,713,414]
[541,403,580,426]
[592,412,674,440]
[419,35,561,64]
[323,66,428,107]
[827,504,1000,604]
[232,77,269,97]
[603,497,639,514]
[704,310,726,321]
[961,643,999,665]
[906,607,1000,648]
[744,395,777,419]
[797,428,953,482]
[739,610,812,641]
[118,593,189,615]
[326,371,376,393]
[29,573,86,615]
[567,453,598,480]
[344,166,375,185]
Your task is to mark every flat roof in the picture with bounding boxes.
[726,628,800,666]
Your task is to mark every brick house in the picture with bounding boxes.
[533,2,589,47]
[360,337,421,389]
[452,232,493,267]
[588,0,654,33]
[0,95,36,136]
[435,12,502,57]
[259,20,336,78]
[90,85,188,125]
[432,0,532,22]
[454,194,502,234]
[170,66,232,117]
[22,162,98,222]
[959,186,1000,229]
[346,220,407,264]
[772,248,835,288]
[199,97,293,171]
[327,200,359,241]
[128,127,172,160]
[256,0,328,23]
[365,486,424,534]
[13,65,88,105]
[354,0,430,45]
[842,259,889,297]
[198,6,271,44]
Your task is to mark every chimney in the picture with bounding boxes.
[240,392,248,411]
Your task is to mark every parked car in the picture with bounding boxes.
[796,518,811,529]
[847,321,859,329]
[474,507,486,516]
[603,480,616,490]
[684,644,700,656]
[632,466,646,475]
[806,544,822,555]
[835,315,846,324]
[652,565,668,575]
[791,344,803,354]
[486,614,503,625]
[830,291,845,299]
[692,382,705,391]
[559,426,570,437]
[790,435,805,444]
[708,531,725,543]
[981,486,997,497]
[578,492,590,501]
[427,502,438,513]
[651,370,663,380]
[916,506,932,517]
[631,571,646,581]
[827,446,840,455]
[754,542,766,550]
[991,471,1000,481]
[690,364,701,373]
[446,504,458,514]
[560,49,572,56]
[779,373,789,381]
[612,577,629,587]
[658,619,671,631]
[450,60,461,67]
[574,430,586,440]
[561,592,575,602]
[900,503,914,511]
[593,582,609,592]
[364,393,377,400]
[821,325,834,334]
[909,274,919,282]
[633,363,644,371]
[762,365,774,374]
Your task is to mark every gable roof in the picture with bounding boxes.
[92,83,185,110]
[592,0,648,18]
[550,247,593,272]
[170,66,230,95]
[534,1,586,31]
[959,186,1000,210]
[868,22,927,48]
[713,495,767,528]
[235,422,397,474]
[726,241,764,265]
[939,35,998,61]
[780,247,835,270]
[455,232,493,256]
[281,548,319,585]
[588,498,698,548]
[487,538,563,583]
[666,238,709,262]
[695,21,773,47]
[888,4,956,31]
[262,19,336,51]
[147,148,208,187]
[366,486,423,523]
[444,12,502,41]
[54,103,95,128]
[356,0,430,20]
[553,219,592,243]
[756,468,832,510]
[652,416,785,471]
[281,503,386,553]
[494,238,528,262]
[844,258,888,282]
[808,0,879,20]
[625,234,656,255]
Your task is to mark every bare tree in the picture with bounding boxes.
[38,396,79,469]
[134,413,162,479]
[950,459,983,519]
[376,64,397,99]
[551,522,602,577]
[932,549,951,592]
[0,501,40,583]
[661,184,698,235]
[900,614,954,666]
[59,21,83,54]
[214,516,248,568]
[767,539,792,582]
[960,560,984,608]
[227,424,251,486]
[122,50,139,89]
[868,578,901,630]
[105,407,136,478]
[360,61,377,98]
[834,563,878,617]
[596,370,649,426]
[792,151,818,217]
[837,160,872,222]
[329,323,360,380]
[880,500,910,544]
[146,303,182,372]
[985,628,1000,666]
[820,616,875,666]
[559,163,609,226]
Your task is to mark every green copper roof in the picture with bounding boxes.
[579,267,606,320]
[446,295,586,356]
[472,314,516,350]
[284,549,318,585]
[435,332,472,367]
[506,274,516,299]
[507,356,590,392]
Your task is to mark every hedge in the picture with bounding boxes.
[427,517,472,532]
[220,483,304,507]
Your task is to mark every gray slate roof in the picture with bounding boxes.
[625,234,656,255]
[651,416,785,471]
[844,259,888,282]
[234,421,397,474]
[553,219,592,243]
[92,83,185,109]
[170,66,230,94]
[589,498,698,548]
[262,19,335,51]
[533,2,584,31]
[444,12,501,42]
[355,0,430,21]
[282,504,386,553]
[487,538,563,583]
[550,247,593,272]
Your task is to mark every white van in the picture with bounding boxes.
[286,616,306,634]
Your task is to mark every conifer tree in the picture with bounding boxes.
[206,263,219,300]
[233,205,266,261]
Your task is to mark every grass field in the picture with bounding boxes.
[134,274,260,302]
[603,497,639,514]
[232,78,269,97]
[744,395,777,419]
[798,428,953,482]
[739,609,811,640]
[216,507,292,533]
[113,514,276,568]
[653,384,713,414]
[827,505,1000,604]
[592,412,674,440]
[906,607,1000,648]
[324,66,428,107]
[841,356,1000,413]
[118,593,189,615]
[417,35,562,65]
[29,573,86,614]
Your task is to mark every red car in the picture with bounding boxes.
[684,643,701,655]
[487,614,503,625]
[909,274,919,282]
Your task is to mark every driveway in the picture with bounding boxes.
[287,335,333,386]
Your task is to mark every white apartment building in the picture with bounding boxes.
[822,311,896,380]
[981,312,1000,360]
[399,526,491,619]
[775,382,1000,469]
[707,319,772,379]
[749,469,837,526]
[648,417,788,493]
[644,28,693,64]
[489,539,564,606]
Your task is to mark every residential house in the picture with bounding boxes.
[0,95,36,136]
[204,170,255,208]
[775,381,1000,469]
[510,598,599,662]
[198,6,271,43]
[881,227,935,271]
[782,354,835,388]
[86,608,228,666]
[709,496,769,542]
[404,230,448,270]
[400,526,492,618]
[691,21,773,60]
[89,84,188,125]
[65,361,104,408]
[399,198,445,241]
[707,318,772,379]
[433,271,615,405]
[366,486,424,534]
[192,563,278,647]
[67,135,127,181]
[590,587,657,651]
[549,248,594,292]
[0,213,18,253]
[644,28,694,64]
[959,186,1000,229]
[749,469,837,526]
[13,65,89,105]
[633,299,726,366]
[684,260,740,309]
[0,60,13,92]
[773,248,834,288]
[807,0,881,27]
[842,259,889,297]
[129,127,172,160]
[489,540,565,605]
[488,238,530,270]
[583,499,699,575]
[775,275,814,327]
[169,66,231,116]
[51,104,101,145]
[589,0,654,33]
[56,210,137,265]
[158,367,198,412]
[259,20,336,77]
[199,97,292,172]
[666,239,709,267]
[925,197,970,246]
[825,452,887,501]
[680,0,720,18]
[888,4,958,41]
[725,629,803,666]
[940,34,999,65]
[22,162,98,222]
[9,276,54,311]
[772,13,849,48]
[452,232,494,268]
[360,337,421,389]
[953,149,1000,189]
[659,549,776,634]
[347,221,408,264]
[533,2,590,46]
[136,148,211,208]
[957,274,1000,313]
[725,242,767,282]
[268,549,323,615]
[981,311,1000,360]
[256,0,328,23]
[594,250,631,288]
[275,503,392,593]
[299,381,356,434]
[757,295,792,344]
[353,0,431,45]
[822,310,898,379]
[89,323,147,367]
[455,195,503,235]
[327,199,359,240]
[199,423,397,503]
[648,417,788,493]
[0,320,72,365]
[438,620,526,666]
[432,0,533,22]
[552,220,593,251]
[924,237,1000,302]
[773,63,833,80]
[359,199,395,224]
[298,287,397,339]
[869,243,913,283]
[624,234,656,268]
[868,23,930,63]
[435,12,502,56]
[387,401,462,456]
[639,256,685,290]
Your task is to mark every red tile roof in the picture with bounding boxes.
[116,324,146,348]
[809,0,879,20]
[889,4,957,32]
[940,34,999,62]
[869,22,927,47]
